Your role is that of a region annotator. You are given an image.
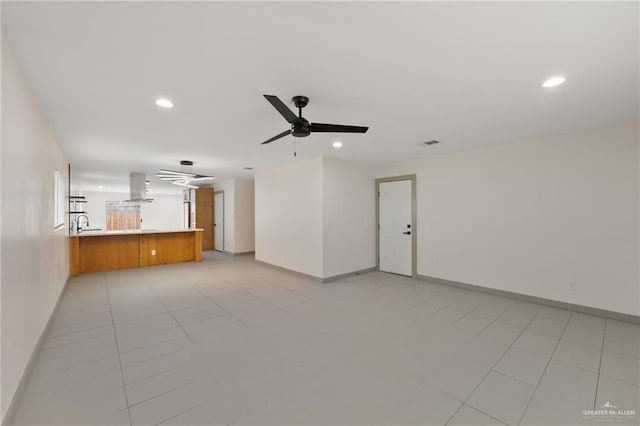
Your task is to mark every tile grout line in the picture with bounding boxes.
[172,307,232,326]
[52,308,113,324]
[205,284,301,326]
[472,305,510,323]
[126,376,209,410]
[412,300,460,323]
[163,296,219,317]
[153,400,211,426]
[122,352,197,387]
[21,370,126,404]
[452,304,509,328]
[39,326,115,350]
[449,305,482,325]
[35,333,116,362]
[104,276,134,426]
[117,331,191,356]
[114,310,181,330]
[27,354,122,394]
[119,336,192,369]
[404,294,438,312]
[47,320,116,338]
[476,302,527,336]
[194,277,318,326]
[191,284,254,327]
[140,276,196,345]
[445,309,542,424]
[516,311,574,425]
[592,318,608,410]
[448,404,509,426]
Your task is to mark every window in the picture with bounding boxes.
[54,170,65,230]
[106,202,141,231]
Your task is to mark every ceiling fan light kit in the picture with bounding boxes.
[260,95,369,145]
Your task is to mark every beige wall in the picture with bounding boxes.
[255,158,324,277]
[1,37,69,420]
[214,180,235,252]
[322,158,375,278]
[255,158,375,279]
[233,179,255,254]
[254,123,638,314]
[375,122,640,316]
[215,179,254,254]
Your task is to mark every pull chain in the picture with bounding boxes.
[293,138,297,157]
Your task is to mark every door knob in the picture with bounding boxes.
[403,231,411,235]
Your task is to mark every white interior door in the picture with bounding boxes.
[379,180,412,276]
[214,192,224,252]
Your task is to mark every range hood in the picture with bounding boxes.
[125,172,153,203]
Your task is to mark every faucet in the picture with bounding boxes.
[76,214,90,233]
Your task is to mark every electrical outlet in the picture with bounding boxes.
[151,249,156,256]
[569,281,577,291]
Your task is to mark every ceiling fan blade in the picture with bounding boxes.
[264,95,299,124]
[261,129,292,144]
[309,123,369,134]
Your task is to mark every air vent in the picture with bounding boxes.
[418,140,441,147]
[244,167,254,170]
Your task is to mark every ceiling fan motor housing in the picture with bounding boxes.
[291,96,311,137]
[292,119,311,137]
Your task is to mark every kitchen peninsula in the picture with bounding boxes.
[69,229,203,276]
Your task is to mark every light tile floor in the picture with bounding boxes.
[12,253,640,425]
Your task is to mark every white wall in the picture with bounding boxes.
[234,179,255,254]
[322,158,375,278]
[255,158,375,279]
[214,180,235,252]
[375,122,640,316]
[141,193,183,230]
[83,191,183,231]
[1,38,69,420]
[214,179,255,254]
[255,158,324,277]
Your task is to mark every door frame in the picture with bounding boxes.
[214,190,224,252]
[375,174,417,277]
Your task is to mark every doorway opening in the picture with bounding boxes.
[376,175,417,277]
[214,191,224,252]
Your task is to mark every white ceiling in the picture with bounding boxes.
[3,1,638,193]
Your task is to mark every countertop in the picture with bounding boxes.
[70,228,203,237]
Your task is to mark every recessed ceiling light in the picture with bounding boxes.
[333,141,343,148]
[542,76,566,88]
[155,98,174,108]
[98,185,103,189]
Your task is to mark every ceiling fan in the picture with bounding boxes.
[261,95,369,145]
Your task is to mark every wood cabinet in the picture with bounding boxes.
[69,230,203,276]
[196,187,214,250]
[79,234,140,273]
[139,233,195,267]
